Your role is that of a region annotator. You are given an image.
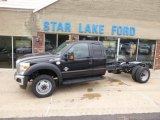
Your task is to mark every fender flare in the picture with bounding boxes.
[24,63,63,84]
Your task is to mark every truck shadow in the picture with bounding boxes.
[26,74,131,98]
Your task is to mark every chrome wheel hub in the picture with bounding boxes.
[36,79,52,95]
[140,70,149,81]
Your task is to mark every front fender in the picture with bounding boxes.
[24,63,63,84]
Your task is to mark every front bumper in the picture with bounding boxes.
[14,72,29,87]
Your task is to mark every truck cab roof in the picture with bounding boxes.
[68,40,102,45]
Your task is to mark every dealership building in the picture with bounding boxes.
[0,0,160,69]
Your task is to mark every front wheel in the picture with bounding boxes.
[32,75,56,98]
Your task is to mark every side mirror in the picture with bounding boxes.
[68,52,74,60]
[64,52,74,61]
[69,54,74,60]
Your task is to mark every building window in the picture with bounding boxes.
[45,34,57,52]
[137,40,156,68]
[100,37,118,63]
[0,36,12,68]
[13,36,32,61]
[79,35,98,41]
[119,38,138,61]
[45,34,70,52]
[58,34,69,46]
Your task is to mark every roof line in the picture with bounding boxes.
[0,6,34,10]
[33,0,58,13]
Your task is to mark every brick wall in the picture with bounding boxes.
[154,40,160,69]
[32,32,45,53]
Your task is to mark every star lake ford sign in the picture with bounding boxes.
[43,21,136,37]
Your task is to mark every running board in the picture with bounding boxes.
[62,76,105,85]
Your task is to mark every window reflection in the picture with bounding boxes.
[100,37,118,63]
[138,40,156,68]
[79,35,98,41]
[13,36,32,60]
[0,34,157,69]
[58,34,69,46]
[45,34,69,52]
[119,38,138,61]
[45,34,57,52]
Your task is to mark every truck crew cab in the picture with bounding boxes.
[15,40,150,98]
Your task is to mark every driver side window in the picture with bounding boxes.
[68,43,89,59]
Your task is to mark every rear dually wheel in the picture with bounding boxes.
[135,67,150,83]
[131,66,141,81]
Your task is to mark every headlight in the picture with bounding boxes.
[19,62,30,75]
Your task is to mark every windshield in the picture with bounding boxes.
[52,41,73,55]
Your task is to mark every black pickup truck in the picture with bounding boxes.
[15,41,150,98]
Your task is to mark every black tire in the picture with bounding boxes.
[32,75,56,98]
[108,70,113,73]
[131,66,141,81]
[136,67,150,83]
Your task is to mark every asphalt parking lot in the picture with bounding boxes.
[0,69,160,118]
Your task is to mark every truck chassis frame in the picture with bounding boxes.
[107,61,151,83]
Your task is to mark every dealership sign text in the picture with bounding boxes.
[43,21,136,36]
